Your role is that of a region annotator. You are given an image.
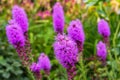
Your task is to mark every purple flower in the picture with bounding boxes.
[53,34,78,68]
[38,53,51,71]
[67,19,85,44]
[30,63,41,73]
[6,20,25,47]
[52,2,65,34]
[97,41,107,61]
[98,19,110,37]
[67,19,85,51]
[12,5,28,33]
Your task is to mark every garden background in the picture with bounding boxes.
[0,0,120,80]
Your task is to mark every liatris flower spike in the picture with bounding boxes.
[12,5,29,33]
[97,41,107,65]
[30,63,41,73]
[67,19,85,52]
[30,63,41,80]
[6,20,28,65]
[6,20,30,66]
[38,53,51,75]
[52,2,65,34]
[6,20,25,47]
[98,19,110,45]
[53,34,78,80]
[12,5,32,65]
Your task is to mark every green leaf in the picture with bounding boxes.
[2,72,10,79]
[30,32,34,43]
[14,70,23,75]
[12,62,21,67]
[0,70,4,73]
[84,0,99,7]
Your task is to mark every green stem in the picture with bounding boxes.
[79,53,87,80]
[113,22,120,48]
[108,49,118,79]
[26,67,35,80]
[112,22,120,65]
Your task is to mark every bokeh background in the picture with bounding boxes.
[0,0,120,80]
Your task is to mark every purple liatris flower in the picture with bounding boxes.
[52,2,65,34]
[97,41,107,61]
[53,34,78,68]
[53,34,78,79]
[12,5,28,33]
[30,63,42,80]
[38,53,51,74]
[30,63,41,73]
[67,19,85,51]
[6,20,25,47]
[98,19,110,37]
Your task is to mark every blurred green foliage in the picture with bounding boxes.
[0,0,120,80]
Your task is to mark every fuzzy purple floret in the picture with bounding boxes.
[52,2,64,34]
[53,34,78,68]
[6,21,25,47]
[97,41,107,61]
[12,5,28,33]
[67,19,85,45]
[30,63,41,73]
[98,19,110,37]
[38,53,51,71]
